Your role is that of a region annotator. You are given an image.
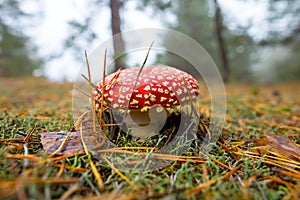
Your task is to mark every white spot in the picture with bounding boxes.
[113,103,119,108]
[162,81,169,86]
[192,84,198,88]
[160,97,167,102]
[119,94,125,99]
[144,85,151,91]
[151,88,157,92]
[172,82,177,87]
[150,95,156,102]
[141,106,150,112]
[176,89,183,96]
[107,98,113,102]
[145,101,151,105]
[127,73,134,77]
[136,94,143,98]
[164,90,169,94]
[109,90,113,96]
[122,87,130,92]
[156,106,164,112]
[118,99,125,104]
[158,88,164,93]
[130,99,139,105]
[144,94,149,99]
[126,94,131,100]
[157,76,163,80]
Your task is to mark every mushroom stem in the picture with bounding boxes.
[124,106,167,138]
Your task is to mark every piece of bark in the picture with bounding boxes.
[39,132,96,155]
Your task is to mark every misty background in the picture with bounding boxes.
[0,0,299,83]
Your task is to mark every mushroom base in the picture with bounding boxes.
[97,109,210,148]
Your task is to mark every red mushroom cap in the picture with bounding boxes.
[94,66,199,111]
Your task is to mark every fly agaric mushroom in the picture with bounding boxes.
[93,65,200,140]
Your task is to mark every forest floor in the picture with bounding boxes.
[0,77,299,200]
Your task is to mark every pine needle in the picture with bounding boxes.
[85,50,97,134]
[49,131,73,157]
[101,155,138,190]
[184,163,244,195]
[79,123,104,189]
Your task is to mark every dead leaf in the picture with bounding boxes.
[39,132,96,155]
[266,133,300,161]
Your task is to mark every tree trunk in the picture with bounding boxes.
[110,0,126,71]
[213,0,230,83]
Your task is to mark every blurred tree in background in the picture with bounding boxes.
[109,0,126,70]
[0,0,298,81]
[140,0,256,82]
[61,0,299,82]
[264,0,300,45]
[213,0,230,82]
[65,0,126,72]
[258,0,300,81]
[0,0,43,77]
